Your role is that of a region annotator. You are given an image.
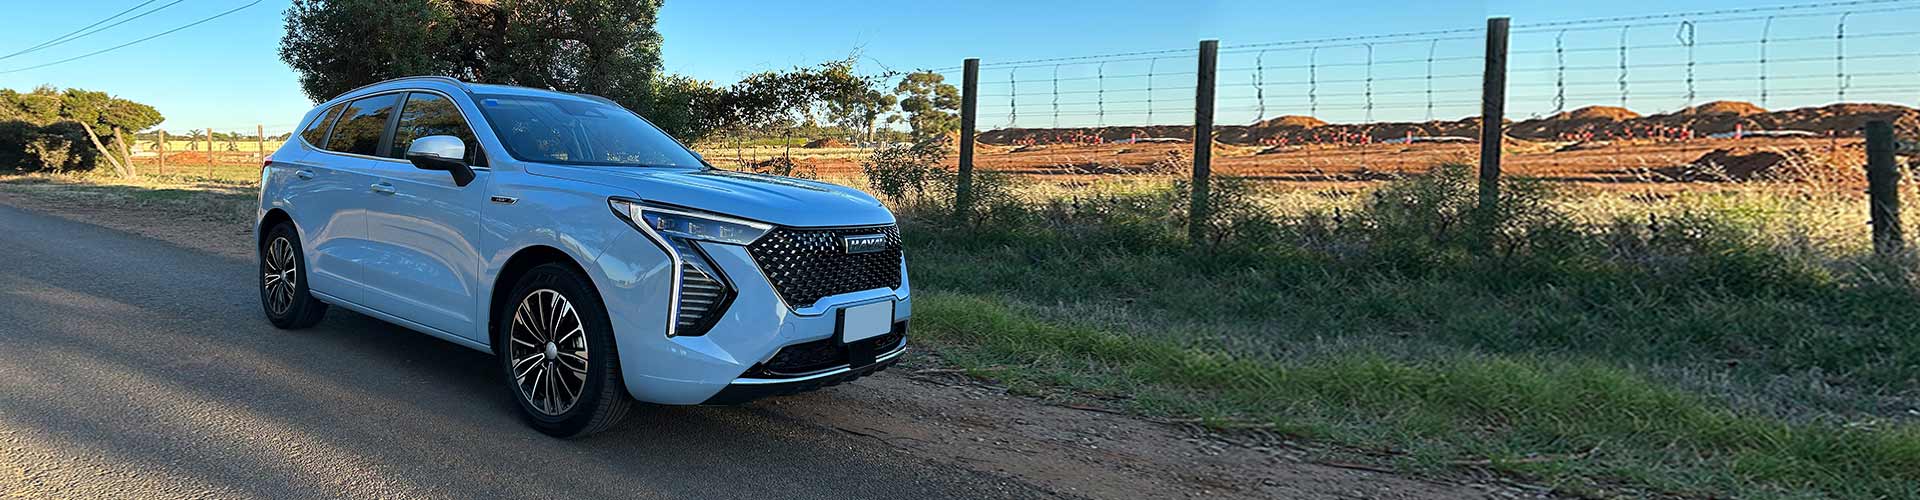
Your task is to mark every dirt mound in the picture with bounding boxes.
[976,103,1920,146]
[1251,115,1327,129]
[1683,149,1793,180]
[1654,147,1850,182]
[1556,106,1640,121]
[803,138,846,148]
[1685,100,1767,116]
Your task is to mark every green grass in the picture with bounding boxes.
[911,293,1920,498]
[890,167,1920,498]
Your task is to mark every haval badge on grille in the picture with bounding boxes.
[842,234,888,254]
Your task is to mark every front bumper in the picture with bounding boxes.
[590,231,911,405]
[702,338,908,405]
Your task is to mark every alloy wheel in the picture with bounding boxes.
[509,289,590,415]
[262,237,297,316]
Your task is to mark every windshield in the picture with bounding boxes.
[474,93,704,168]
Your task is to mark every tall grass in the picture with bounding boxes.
[886,165,1920,498]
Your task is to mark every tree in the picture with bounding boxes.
[643,74,724,144]
[57,89,162,177]
[280,0,680,133]
[894,71,960,140]
[704,57,891,155]
[494,0,664,109]
[825,88,894,143]
[279,0,458,102]
[0,87,160,175]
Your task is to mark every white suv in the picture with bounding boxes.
[256,77,909,437]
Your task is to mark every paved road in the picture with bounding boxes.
[0,204,1044,499]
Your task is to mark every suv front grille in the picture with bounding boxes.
[747,225,903,308]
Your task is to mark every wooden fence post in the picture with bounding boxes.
[257,124,266,160]
[1190,40,1219,243]
[1478,17,1510,214]
[157,129,167,176]
[956,57,980,223]
[205,129,214,177]
[1865,120,1903,254]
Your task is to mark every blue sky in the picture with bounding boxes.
[1,0,1914,133]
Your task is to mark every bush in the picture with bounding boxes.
[861,139,949,206]
[0,120,97,173]
[742,156,817,179]
[1175,176,1281,248]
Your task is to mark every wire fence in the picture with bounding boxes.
[923,1,1920,175]
[933,0,1919,250]
[124,123,301,175]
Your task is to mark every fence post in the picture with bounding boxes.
[257,124,266,160]
[956,57,980,223]
[157,129,166,176]
[1190,39,1218,243]
[1478,17,1510,214]
[1865,120,1903,254]
[205,129,214,177]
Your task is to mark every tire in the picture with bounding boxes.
[496,263,633,438]
[260,223,328,329]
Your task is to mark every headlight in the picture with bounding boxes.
[609,199,770,246]
[610,198,765,338]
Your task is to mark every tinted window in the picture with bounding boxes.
[327,93,402,156]
[299,105,343,147]
[474,94,702,167]
[389,92,479,162]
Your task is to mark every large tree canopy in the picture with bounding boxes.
[280,0,668,130]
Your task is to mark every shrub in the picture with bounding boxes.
[0,120,97,173]
[861,139,949,206]
[743,156,816,179]
[1174,176,1281,248]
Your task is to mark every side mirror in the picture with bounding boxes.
[405,135,476,187]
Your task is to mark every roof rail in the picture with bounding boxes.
[328,75,472,102]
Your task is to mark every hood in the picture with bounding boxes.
[526,164,895,228]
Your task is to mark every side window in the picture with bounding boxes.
[298,104,343,147]
[326,93,402,157]
[389,92,479,163]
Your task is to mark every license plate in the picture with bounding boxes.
[840,301,894,343]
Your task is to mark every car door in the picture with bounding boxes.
[312,92,414,309]
[360,91,490,341]
[278,103,368,304]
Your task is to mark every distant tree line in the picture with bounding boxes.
[0,86,162,176]
[280,0,960,145]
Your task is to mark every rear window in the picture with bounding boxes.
[299,105,343,147]
[326,93,402,157]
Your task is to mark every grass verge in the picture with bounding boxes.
[912,292,1920,498]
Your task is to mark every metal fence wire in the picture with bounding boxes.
[935,0,1920,244]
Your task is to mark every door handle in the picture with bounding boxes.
[295,169,315,180]
[370,182,396,195]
